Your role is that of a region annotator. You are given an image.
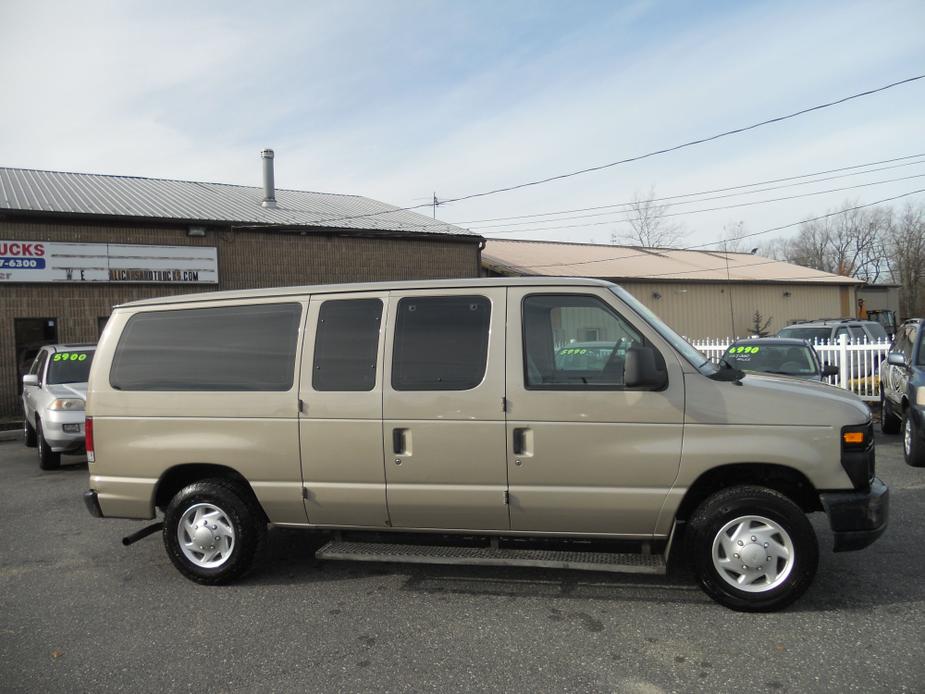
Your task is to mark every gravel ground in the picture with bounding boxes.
[0,431,923,693]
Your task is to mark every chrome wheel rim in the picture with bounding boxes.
[711,515,795,593]
[904,417,912,456]
[177,503,235,568]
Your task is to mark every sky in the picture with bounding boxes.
[1,0,924,249]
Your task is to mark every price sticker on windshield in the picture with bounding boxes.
[53,352,88,362]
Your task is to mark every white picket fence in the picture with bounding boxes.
[688,335,891,402]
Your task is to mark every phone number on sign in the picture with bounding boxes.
[0,257,46,269]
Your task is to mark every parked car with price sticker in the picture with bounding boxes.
[722,338,838,383]
[22,344,96,469]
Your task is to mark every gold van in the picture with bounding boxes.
[82,278,888,611]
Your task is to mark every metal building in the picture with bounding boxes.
[0,152,481,420]
[482,239,862,339]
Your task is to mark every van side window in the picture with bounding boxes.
[522,294,664,389]
[312,299,382,392]
[110,303,302,391]
[392,296,490,391]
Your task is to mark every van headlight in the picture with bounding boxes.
[48,398,85,411]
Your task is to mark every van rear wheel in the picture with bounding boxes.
[688,485,818,612]
[163,479,267,584]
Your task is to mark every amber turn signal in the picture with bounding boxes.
[843,431,865,445]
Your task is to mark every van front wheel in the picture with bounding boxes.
[688,485,818,612]
[163,479,267,584]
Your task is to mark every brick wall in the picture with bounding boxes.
[0,218,481,418]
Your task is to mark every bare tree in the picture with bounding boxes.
[614,186,686,247]
[750,309,773,337]
[762,199,925,318]
[774,200,891,283]
[721,220,758,253]
[885,203,925,317]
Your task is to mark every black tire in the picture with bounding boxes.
[24,418,37,447]
[163,478,267,585]
[688,485,818,612]
[903,411,925,467]
[880,389,901,435]
[36,420,61,470]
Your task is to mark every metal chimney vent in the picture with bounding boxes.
[261,149,277,208]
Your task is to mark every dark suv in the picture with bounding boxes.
[880,318,925,466]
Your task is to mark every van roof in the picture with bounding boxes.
[115,276,617,308]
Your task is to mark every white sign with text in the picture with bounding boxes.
[0,241,218,284]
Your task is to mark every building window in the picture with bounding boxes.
[110,303,301,391]
[391,296,491,391]
[312,299,382,392]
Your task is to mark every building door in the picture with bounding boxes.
[505,287,685,537]
[382,288,509,530]
[299,293,390,527]
[14,318,57,394]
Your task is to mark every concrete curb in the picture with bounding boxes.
[0,429,20,442]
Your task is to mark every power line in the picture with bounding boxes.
[512,187,925,271]
[239,74,925,229]
[465,157,925,229]
[452,152,925,225]
[478,172,925,235]
[432,74,925,207]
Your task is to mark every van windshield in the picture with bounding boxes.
[610,286,711,371]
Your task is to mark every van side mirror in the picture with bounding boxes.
[887,352,906,367]
[624,346,666,389]
[821,364,839,377]
[22,374,38,387]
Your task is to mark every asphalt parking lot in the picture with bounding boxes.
[1,431,923,693]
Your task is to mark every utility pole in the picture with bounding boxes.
[433,192,438,219]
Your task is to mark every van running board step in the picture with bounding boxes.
[315,541,666,575]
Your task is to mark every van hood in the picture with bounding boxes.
[685,371,870,427]
[45,383,88,401]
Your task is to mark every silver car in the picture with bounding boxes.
[22,343,96,469]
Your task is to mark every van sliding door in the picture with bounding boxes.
[299,293,390,527]
[382,288,509,531]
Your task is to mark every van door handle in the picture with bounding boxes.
[392,428,410,455]
[512,428,531,455]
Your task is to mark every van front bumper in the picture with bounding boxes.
[819,478,889,552]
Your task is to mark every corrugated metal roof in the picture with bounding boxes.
[0,166,471,236]
[483,239,863,284]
